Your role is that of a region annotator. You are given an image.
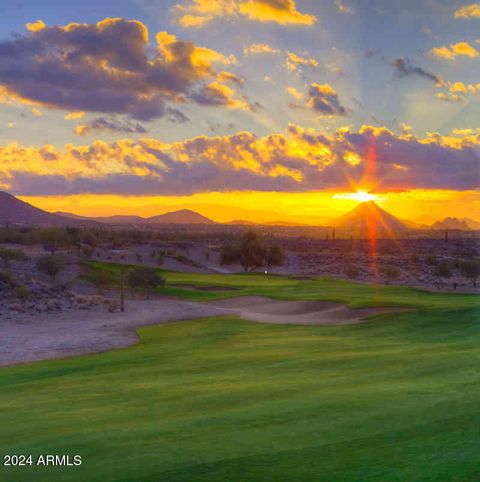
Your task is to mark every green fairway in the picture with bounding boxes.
[1,270,479,481]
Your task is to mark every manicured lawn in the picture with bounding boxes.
[1,268,479,481]
[86,261,479,309]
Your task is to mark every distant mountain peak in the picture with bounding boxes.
[0,191,93,226]
[144,209,215,224]
[332,201,408,237]
[431,217,470,230]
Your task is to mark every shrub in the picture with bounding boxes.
[0,270,16,289]
[0,246,28,267]
[460,259,480,288]
[345,265,360,279]
[15,285,31,299]
[36,255,64,280]
[89,270,111,294]
[380,265,400,284]
[127,267,165,298]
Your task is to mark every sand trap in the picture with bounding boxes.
[172,284,238,291]
[208,296,402,325]
[1,296,405,367]
[0,299,230,367]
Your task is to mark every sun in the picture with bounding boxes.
[333,190,379,203]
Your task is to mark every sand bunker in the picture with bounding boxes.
[1,296,404,367]
[208,296,402,325]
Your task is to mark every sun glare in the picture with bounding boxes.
[334,191,379,203]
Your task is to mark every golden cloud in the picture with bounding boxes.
[454,3,480,18]
[431,41,479,60]
[173,0,316,28]
[243,43,280,55]
[1,124,479,196]
[286,51,318,71]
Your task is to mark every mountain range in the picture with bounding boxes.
[0,191,479,233]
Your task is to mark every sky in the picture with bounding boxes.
[0,0,479,223]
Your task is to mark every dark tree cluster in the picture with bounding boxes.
[220,230,284,272]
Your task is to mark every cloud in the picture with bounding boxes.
[0,18,242,121]
[286,51,318,71]
[287,87,304,100]
[431,42,479,60]
[436,92,463,102]
[454,3,480,18]
[190,81,256,110]
[173,0,317,27]
[4,124,477,196]
[64,111,86,120]
[392,58,444,86]
[74,117,147,136]
[307,83,347,116]
[243,43,279,55]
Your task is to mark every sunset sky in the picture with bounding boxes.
[0,0,479,223]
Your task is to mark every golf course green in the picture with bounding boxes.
[1,265,479,481]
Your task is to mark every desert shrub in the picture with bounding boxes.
[0,246,29,267]
[82,246,94,259]
[345,265,360,279]
[460,259,480,288]
[425,255,437,266]
[15,285,31,299]
[380,265,400,284]
[0,270,16,289]
[127,267,165,297]
[36,255,64,280]
[89,270,111,294]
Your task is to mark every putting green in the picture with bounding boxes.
[1,268,479,481]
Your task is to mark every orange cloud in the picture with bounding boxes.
[1,125,479,196]
[25,19,46,32]
[431,41,479,60]
[454,3,480,18]
[244,43,279,55]
[174,0,316,28]
[64,112,86,120]
[286,51,318,70]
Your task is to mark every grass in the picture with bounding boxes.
[86,260,479,309]
[1,264,479,481]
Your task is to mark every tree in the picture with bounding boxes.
[36,255,64,280]
[433,261,452,288]
[220,231,284,272]
[239,230,266,272]
[460,259,480,288]
[39,228,67,255]
[127,267,165,298]
[220,245,241,265]
[380,265,400,284]
[265,245,284,267]
[65,227,81,256]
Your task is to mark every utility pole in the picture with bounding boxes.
[445,231,448,243]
